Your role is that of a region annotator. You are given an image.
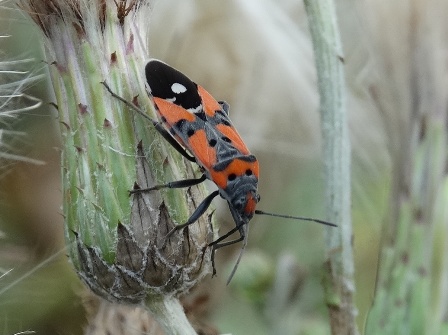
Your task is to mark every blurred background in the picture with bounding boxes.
[1,0,447,334]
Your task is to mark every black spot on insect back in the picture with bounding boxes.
[175,119,187,131]
[187,128,195,137]
[196,110,207,121]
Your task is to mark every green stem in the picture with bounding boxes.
[145,296,197,335]
[303,1,357,334]
[18,1,211,332]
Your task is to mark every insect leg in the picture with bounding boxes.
[208,222,248,283]
[210,231,245,277]
[163,190,219,244]
[152,123,196,162]
[208,222,246,249]
[131,174,206,193]
[102,81,195,162]
[226,226,248,284]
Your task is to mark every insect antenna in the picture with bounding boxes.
[254,210,337,227]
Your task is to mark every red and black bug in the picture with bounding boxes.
[103,59,335,283]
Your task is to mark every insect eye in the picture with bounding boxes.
[209,139,217,147]
[228,173,237,181]
[245,169,252,176]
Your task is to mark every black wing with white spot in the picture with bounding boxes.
[145,60,202,111]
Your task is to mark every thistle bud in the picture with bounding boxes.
[19,0,214,310]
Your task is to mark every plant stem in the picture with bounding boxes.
[145,296,197,335]
[303,1,358,334]
[18,0,211,333]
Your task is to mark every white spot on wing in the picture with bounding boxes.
[171,83,187,94]
[187,105,203,114]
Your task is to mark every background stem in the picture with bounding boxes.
[303,1,358,334]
